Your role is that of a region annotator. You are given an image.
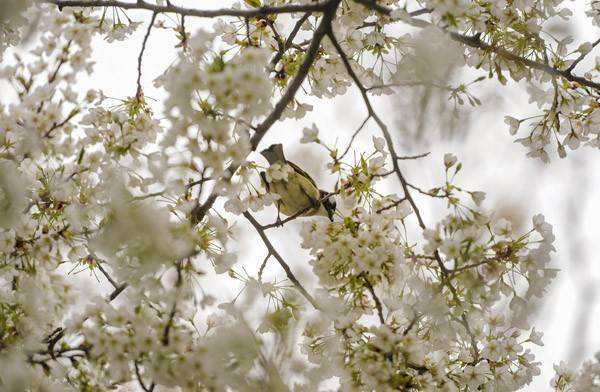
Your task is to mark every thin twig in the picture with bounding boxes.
[450,258,498,273]
[131,190,165,201]
[94,259,119,289]
[406,182,446,198]
[375,197,408,213]
[92,256,129,301]
[136,12,157,100]
[566,37,600,73]
[258,253,271,282]
[134,361,155,392]
[162,259,184,346]
[396,151,430,160]
[270,12,311,67]
[366,81,450,92]
[43,108,80,138]
[338,115,370,161]
[361,274,385,324]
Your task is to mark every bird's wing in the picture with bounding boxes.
[286,160,318,189]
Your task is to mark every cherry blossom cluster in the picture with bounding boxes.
[552,353,600,391]
[298,150,555,390]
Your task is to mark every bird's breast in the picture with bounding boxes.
[269,172,320,217]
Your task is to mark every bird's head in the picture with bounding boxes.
[260,143,285,165]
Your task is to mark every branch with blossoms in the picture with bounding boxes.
[190,0,342,225]
[354,0,600,161]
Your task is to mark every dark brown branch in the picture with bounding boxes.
[93,256,129,301]
[325,28,431,234]
[403,314,420,335]
[244,212,320,310]
[44,327,65,360]
[109,283,128,301]
[185,176,212,190]
[28,343,89,370]
[94,260,119,289]
[250,0,340,149]
[409,8,432,17]
[47,40,72,85]
[42,0,328,19]
[447,32,600,90]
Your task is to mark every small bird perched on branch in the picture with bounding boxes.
[260,143,336,222]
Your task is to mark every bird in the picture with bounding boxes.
[260,143,336,223]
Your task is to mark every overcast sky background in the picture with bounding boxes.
[21,1,600,390]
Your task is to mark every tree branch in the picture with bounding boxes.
[325,28,431,234]
[244,212,320,310]
[327,25,481,362]
[42,0,329,19]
